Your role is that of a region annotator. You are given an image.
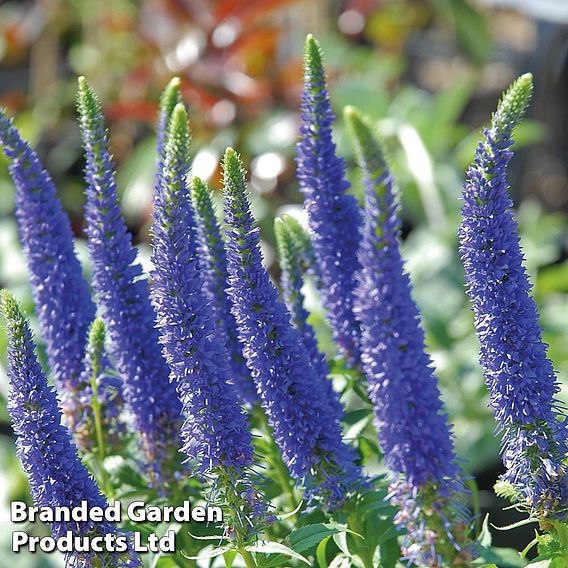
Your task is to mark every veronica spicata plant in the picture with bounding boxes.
[0,109,97,427]
[347,107,474,566]
[150,104,267,547]
[77,77,183,487]
[223,148,365,508]
[296,35,362,366]
[1,290,141,568]
[3,35,568,568]
[459,74,568,521]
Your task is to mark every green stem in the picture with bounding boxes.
[256,411,299,511]
[239,549,258,568]
[466,477,481,535]
[89,363,112,497]
[90,374,105,462]
[272,454,298,511]
[350,515,373,568]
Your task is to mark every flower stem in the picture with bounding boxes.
[256,410,299,510]
[90,368,105,462]
[89,358,112,497]
[239,549,258,568]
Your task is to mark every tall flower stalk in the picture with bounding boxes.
[190,176,256,403]
[223,148,364,509]
[296,35,362,366]
[348,107,472,566]
[0,110,96,424]
[274,216,339,414]
[150,105,266,544]
[75,319,126,460]
[0,290,141,568]
[458,74,568,519]
[77,77,182,486]
[279,214,320,283]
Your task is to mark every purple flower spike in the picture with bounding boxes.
[223,148,364,509]
[347,107,473,566]
[150,105,266,541]
[77,77,182,486]
[274,215,341,415]
[1,290,141,568]
[0,109,96,422]
[458,74,568,518]
[296,34,362,366]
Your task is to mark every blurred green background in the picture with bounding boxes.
[1,0,567,564]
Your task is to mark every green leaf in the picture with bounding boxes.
[223,550,237,568]
[342,408,373,426]
[351,555,367,568]
[492,518,539,531]
[429,0,492,64]
[182,545,230,561]
[107,457,147,489]
[328,555,352,568]
[324,520,363,539]
[343,413,372,441]
[260,524,342,568]
[358,436,381,462]
[421,77,476,157]
[374,522,399,547]
[473,546,527,567]
[152,557,180,568]
[317,536,331,568]
[247,541,310,565]
[477,514,492,547]
[333,531,351,556]
[287,524,342,554]
[354,489,392,515]
[378,536,400,568]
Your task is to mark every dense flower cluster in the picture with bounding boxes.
[151,105,254,474]
[296,35,362,366]
[459,74,568,517]
[0,110,96,422]
[77,77,182,486]
[223,148,364,508]
[1,290,141,568]
[150,105,266,541]
[348,107,472,565]
[190,176,256,403]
